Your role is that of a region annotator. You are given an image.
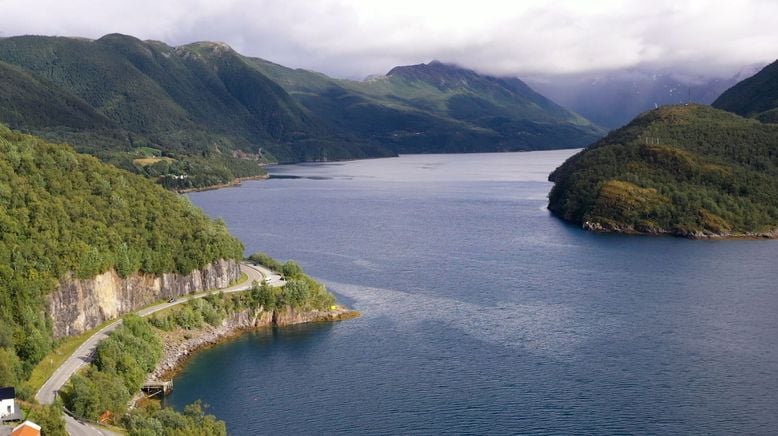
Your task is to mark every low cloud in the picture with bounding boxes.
[1,0,776,79]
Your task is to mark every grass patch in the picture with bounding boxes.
[134,146,161,157]
[133,156,175,167]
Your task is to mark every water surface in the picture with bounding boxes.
[175,151,778,435]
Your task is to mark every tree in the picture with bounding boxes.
[281,260,303,279]
[0,347,22,386]
[27,405,67,436]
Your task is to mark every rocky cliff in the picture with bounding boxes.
[47,259,241,338]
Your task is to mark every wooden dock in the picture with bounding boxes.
[141,380,173,398]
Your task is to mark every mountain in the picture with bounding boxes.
[528,67,762,129]
[548,105,778,238]
[250,59,605,153]
[713,59,778,123]
[0,34,392,189]
[0,35,603,189]
[0,124,244,386]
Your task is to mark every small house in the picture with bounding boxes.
[0,387,19,422]
[11,421,41,436]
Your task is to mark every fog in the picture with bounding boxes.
[1,0,775,80]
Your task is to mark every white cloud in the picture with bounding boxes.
[0,0,775,79]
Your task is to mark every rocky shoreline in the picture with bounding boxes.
[147,306,359,383]
[582,220,778,240]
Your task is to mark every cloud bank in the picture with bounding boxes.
[0,0,775,79]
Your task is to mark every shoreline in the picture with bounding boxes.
[176,174,269,194]
[580,220,778,240]
[178,148,585,194]
[147,306,359,385]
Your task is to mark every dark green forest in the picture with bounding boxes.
[0,125,243,388]
[713,59,778,122]
[548,105,778,237]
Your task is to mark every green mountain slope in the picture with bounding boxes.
[713,59,778,123]
[0,34,603,189]
[0,60,113,131]
[249,59,605,153]
[0,34,392,189]
[0,125,244,386]
[548,105,778,238]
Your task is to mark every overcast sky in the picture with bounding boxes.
[0,0,775,80]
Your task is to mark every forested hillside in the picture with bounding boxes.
[0,125,243,388]
[250,59,605,153]
[0,34,392,189]
[0,34,603,190]
[548,105,778,237]
[713,59,778,123]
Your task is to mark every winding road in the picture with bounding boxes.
[34,262,283,436]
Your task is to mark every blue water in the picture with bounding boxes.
[176,151,778,435]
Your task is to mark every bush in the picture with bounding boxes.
[250,283,278,311]
[122,401,226,436]
[248,252,282,271]
[27,404,67,436]
[281,261,303,279]
[247,253,336,311]
[0,347,22,387]
[63,315,162,421]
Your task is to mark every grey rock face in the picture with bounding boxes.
[47,259,241,338]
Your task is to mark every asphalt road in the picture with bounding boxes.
[33,262,282,435]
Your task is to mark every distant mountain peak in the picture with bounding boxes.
[180,40,235,57]
[385,61,490,92]
[387,60,463,77]
[97,33,144,44]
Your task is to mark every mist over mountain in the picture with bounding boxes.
[527,65,763,129]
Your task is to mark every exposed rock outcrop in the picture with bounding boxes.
[47,259,241,338]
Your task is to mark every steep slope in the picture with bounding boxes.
[713,59,778,123]
[548,105,778,238]
[0,34,392,189]
[0,34,603,188]
[249,59,605,153]
[0,60,114,131]
[0,125,244,386]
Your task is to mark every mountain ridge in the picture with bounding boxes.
[713,59,778,123]
[0,33,604,188]
[248,57,605,154]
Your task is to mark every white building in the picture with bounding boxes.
[0,387,18,422]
